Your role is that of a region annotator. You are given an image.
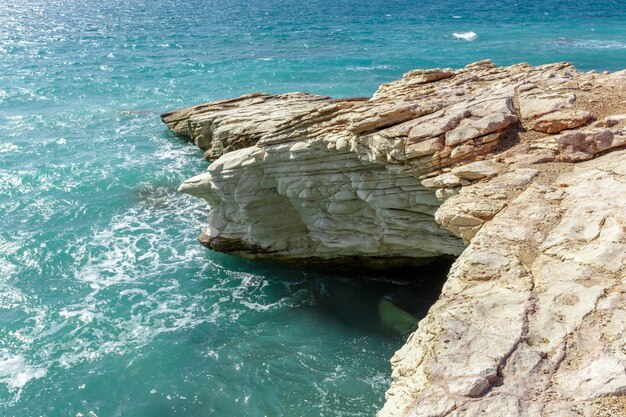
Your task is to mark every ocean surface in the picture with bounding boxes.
[1,0,625,416]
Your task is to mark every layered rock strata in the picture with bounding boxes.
[163,61,626,415]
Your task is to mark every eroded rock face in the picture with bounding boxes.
[376,68,626,416]
[164,61,624,265]
[179,144,464,265]
[382,150,626,417]
[163,61,626,415]
[161,92,337,160]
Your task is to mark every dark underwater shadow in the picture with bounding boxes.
[206,251,454,338]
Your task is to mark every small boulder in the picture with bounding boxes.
[518,92,576,120]
[592,114,626,128]
[378,299,417,334]
[532,109,593,134]
[452,160,501,181]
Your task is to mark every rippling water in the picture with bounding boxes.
[1,0,625,415]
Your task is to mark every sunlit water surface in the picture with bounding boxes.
[1,0,625,415]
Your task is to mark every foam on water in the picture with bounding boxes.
[452,31,477,41]
[556,38,626,49]
[0,352,46,392]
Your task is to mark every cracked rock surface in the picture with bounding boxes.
[163,61,626,415]
[383,150,626,417]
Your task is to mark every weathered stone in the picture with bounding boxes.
[531,109,592,133]
[421,173,465,188]
[518,89,576,119]
[163,61,626,417]
[451,160,501,181]
[435,187,460,202]
[556,128,626,161]
[445,112,517,147]
[448,377,490,397]
[592,114,626,128]
[162,92,335,159]
[405,136,445,159]
[381,150,626,417]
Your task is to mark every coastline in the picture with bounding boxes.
[3,0,626,414]
[165,61,626,416]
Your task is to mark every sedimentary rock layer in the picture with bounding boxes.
[163,61,625,265]
[163,61,626,415]
[376,66,626,416]
[382,149,626,417]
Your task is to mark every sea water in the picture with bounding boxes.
[1,0,625,415]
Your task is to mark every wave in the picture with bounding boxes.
[346,64,393,72]
[0,143,18,154]
[0,351,46,393]
[452,31,477,41]
[555,38,626,49]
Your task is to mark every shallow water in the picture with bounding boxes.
[1,0,625,415]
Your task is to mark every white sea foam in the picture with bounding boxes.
[47,174,214,368]
[0,352,47,391]
[0,283,25,309]
[0,143,18,153]
[59,308,96,323]
[363,371,391,392]
[346,64,393,72]
[558,38,626,49]
[0,260,16,277]
[452,31,477,41]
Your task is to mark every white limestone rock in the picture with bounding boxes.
[163,61,626,416]
[380,151,626,417]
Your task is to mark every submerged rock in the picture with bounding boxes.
[378,299,418,335]
[163,61,626,416]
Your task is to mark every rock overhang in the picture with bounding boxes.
[163,60,626,416]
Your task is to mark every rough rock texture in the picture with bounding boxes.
[161,92,338,160]
[164,61,625,265]
[376,67,626,416]
[531,109,593,133]
[383,150,626,417]
[163,61,626,414]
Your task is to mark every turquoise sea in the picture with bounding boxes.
[1,0,625,416]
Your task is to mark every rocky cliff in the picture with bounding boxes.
[162,61,626,416]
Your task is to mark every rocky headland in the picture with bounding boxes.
[162,61,626,416]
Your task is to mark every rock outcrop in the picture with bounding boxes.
[162,61,626,415]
